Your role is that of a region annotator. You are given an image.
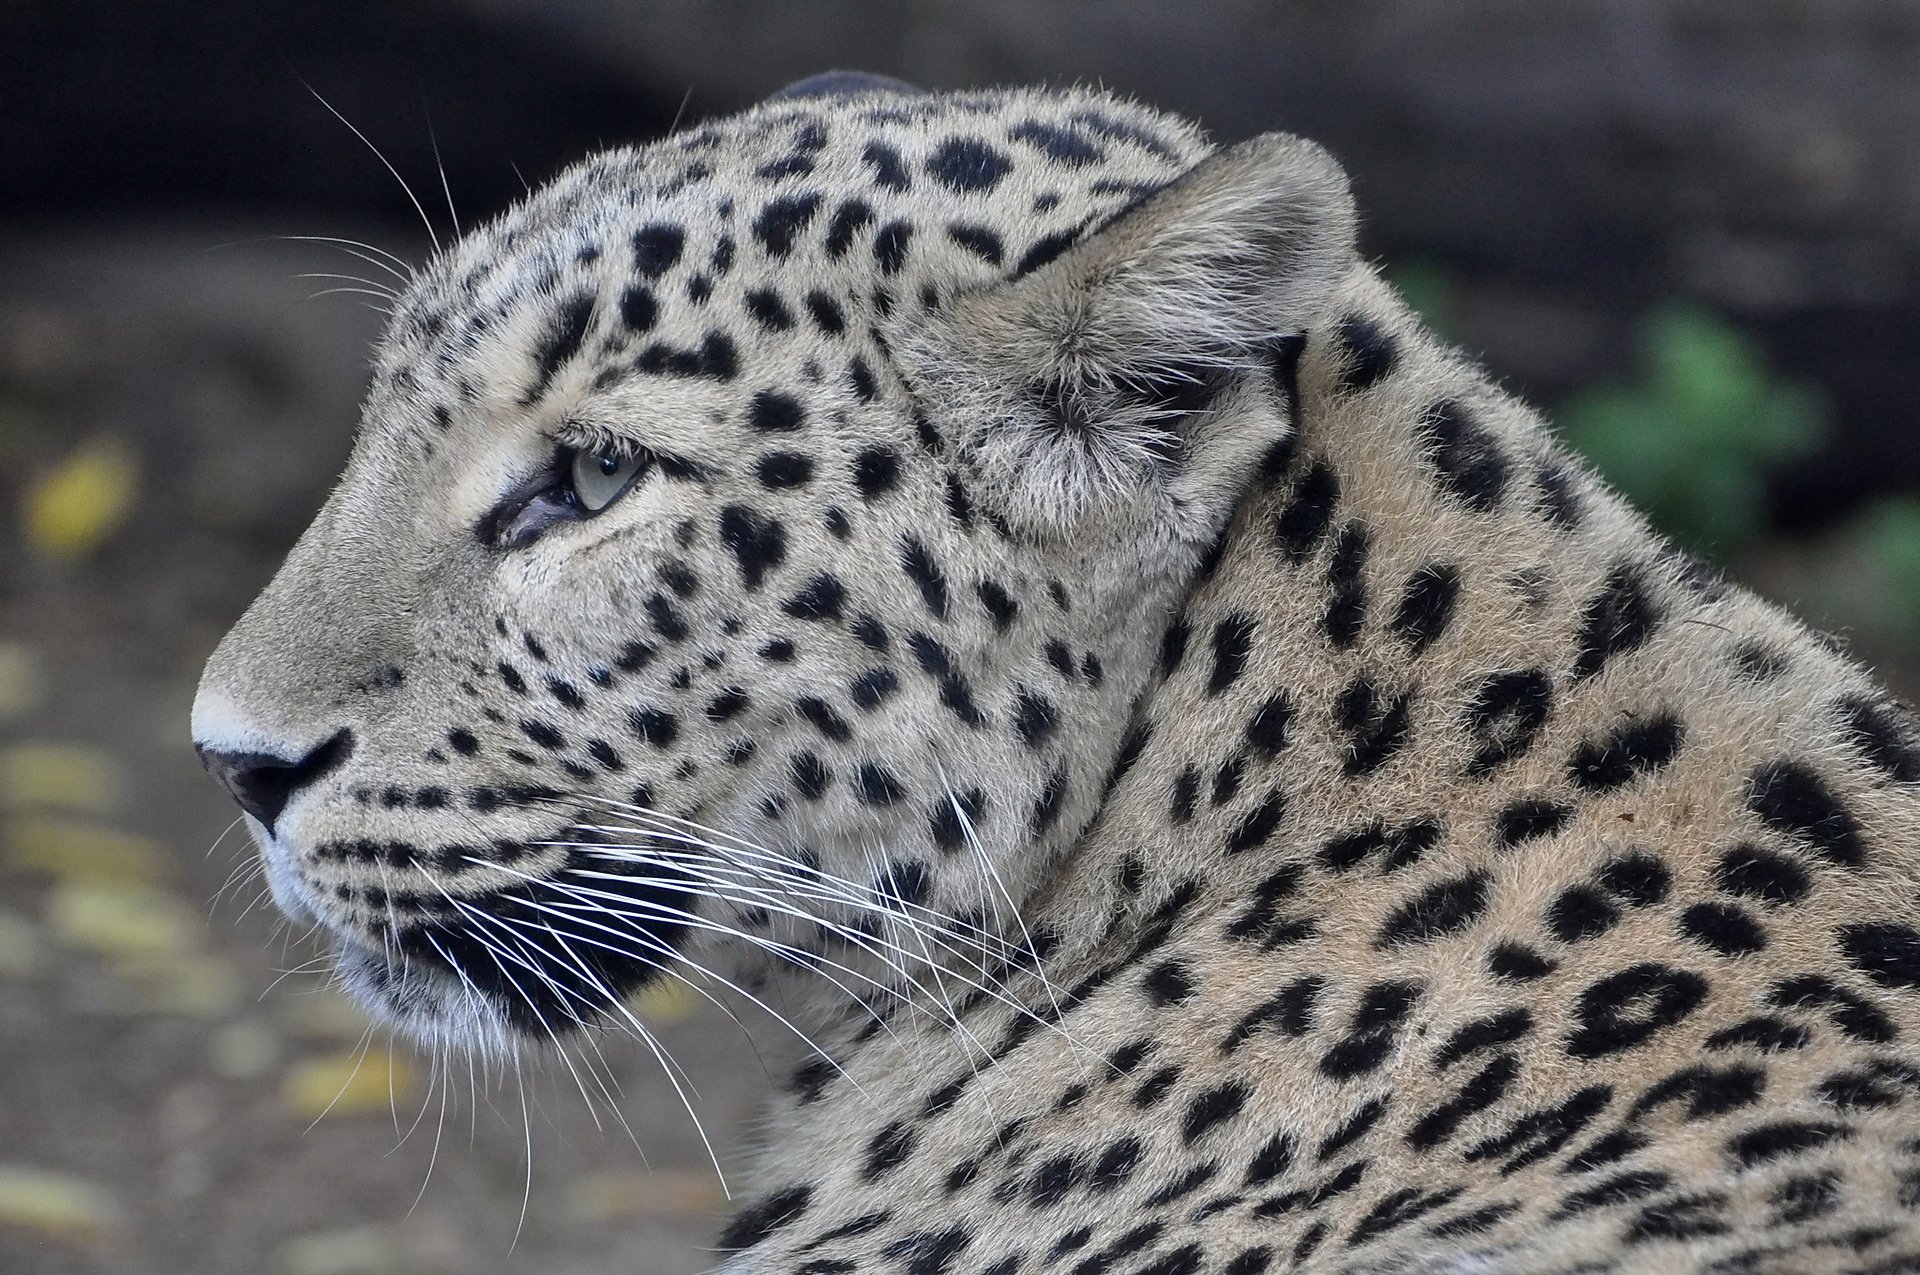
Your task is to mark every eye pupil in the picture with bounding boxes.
[597,453,621,476]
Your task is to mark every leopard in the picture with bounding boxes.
[191,71,1920,1273]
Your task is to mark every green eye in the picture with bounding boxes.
[568,446,648,512]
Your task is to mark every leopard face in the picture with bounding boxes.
[191,78,1355,1047]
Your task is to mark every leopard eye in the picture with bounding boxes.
[568,446,649,513]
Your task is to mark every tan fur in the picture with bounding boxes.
[195,80,1920,1273]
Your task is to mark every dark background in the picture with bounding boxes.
[2,3,1917,1272]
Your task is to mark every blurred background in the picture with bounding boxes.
[3,2,1918,1271]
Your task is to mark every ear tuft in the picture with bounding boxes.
[898,133,1357,537]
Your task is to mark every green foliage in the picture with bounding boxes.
[1854,497,1920,644]
[1558,305,1827,560]
[1385,260,1457,337]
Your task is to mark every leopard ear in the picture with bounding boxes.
[898,132,1356,537]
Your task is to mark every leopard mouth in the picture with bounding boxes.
[320,839,698,1047]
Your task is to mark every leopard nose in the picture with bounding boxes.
[196,729,355,833]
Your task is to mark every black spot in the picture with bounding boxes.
[849,667,899,711]
[1415,399,1508,512]
[1598,852,1672,907]
[1226,786,1289,855]
[945,224,1004,265]
[1008,118,1104,164]
[1274,463,1340,565]
[1464,670,1553,776]
[1837,696,1920,783]
[1488,941,1556,982]
[874,220,913,275]
[1244,694,1293,758]
[718,505,786,589]
[1157,617,1191,677]
[974,581,1018,632]
[1769,974,1896,1043]
[705,687,751,722]
[1726,1121,1850,1168]
[1212,756,1244,808]
[853,445,901,498]
[1406,1054,1520,1152]
[1548,886,1619,943]
[1320,981,1422,1080]
[627,706,679,748]
[1090,1136,1145,1192]
[619,283,657,333]
[1334,677,1415,776]
[861,141,911,191]
[1208,613,1256,695]
[1142,960,1196,1006]
[823,506,851,539]
[1464,1084,1613,1174]
[1029,768,1068,838]
[1222,976,1324,1056]
[783,573,846,622]
[901,538,950,618]
[797,697,852,743]
[1242,1132,1297,1188]
[1714,844,1810,906]
[1169,766,1200,824]
[633,331,738,380]
[523,292,596,401]
[1333,314,1398,395]
[927,787,985,854]
[928,136,1013,192]
[631,223,686,278]
[1434,1008,1533,1071]
[1390,563,1462,654]
[756,451,813,487]
[518,719,564,750]
[1566,962,1709,1059]
[1704,1015,1809,1053]
[751,193,823,257]
[1679,902,1768,957]
[1632,1063,1765,1121]
[861,1122,917,1181]
[749,389,806,432]
[1182,1081,1251,1147]
[1840,922,1920,989]
[1496,798,1572,848]
[1568,714,1685,792]
[1317,818,1443,874]
[758,637,796,663]
[825,198,875,258]
[790,752,829,799]
[743,287,794,331]
[1572,564,1662,680]
[1536,461,1583,529]
[803,290,846,334]
[1746,759,1866,868]
[718,1184,811,1250]
[446,727,480,756]
[1377,872,1492,947]
[1321,522,1371,649]
[1012,688,1058,748]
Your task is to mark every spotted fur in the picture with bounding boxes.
[194,75,1920,1273]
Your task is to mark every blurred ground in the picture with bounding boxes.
[1,3,1917,1273]
[0,229,766,1274]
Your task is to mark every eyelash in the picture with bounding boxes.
[477,438,709,551]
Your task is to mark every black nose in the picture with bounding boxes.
[196,729,354,832]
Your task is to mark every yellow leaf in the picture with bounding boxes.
[0,1165,122,1247]
[564,1168,726,1222]
[44,882,200,960]
[634,975,698,1023]
[5,813,167,885]
[24,435,140,560]
[282,1051,420,1120]
[0,742,123,814]
[117,951,243,1017]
